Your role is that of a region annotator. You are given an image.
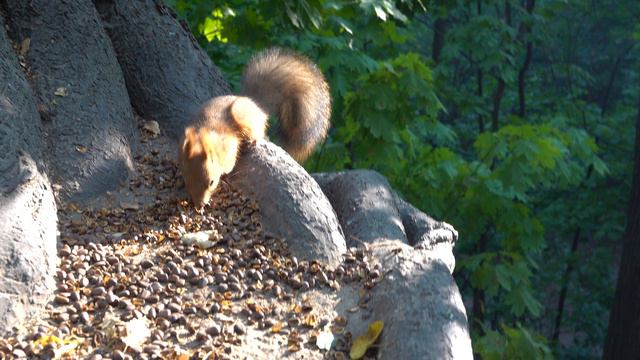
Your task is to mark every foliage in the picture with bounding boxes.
[166,0,639,358]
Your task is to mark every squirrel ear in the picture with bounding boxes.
[198,129,215,159]
[230,97,268,139]
[183,127,200,158]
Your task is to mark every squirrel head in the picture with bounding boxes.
[180,126,238,208]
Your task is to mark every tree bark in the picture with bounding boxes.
[95,0,231,140]
[476,0,485,133]
[552,227,581,344]
[490,0,511,132]
[312,170,407,247]
[517,0,535,118]
[4,0,138,201]
[603,95,640,359]
[230,142,347,268]
[0,12,58,336]
[600,43,634,117]
[432,17,447,64]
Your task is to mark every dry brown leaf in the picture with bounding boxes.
[19,38,30,56]
[334,316,347,326]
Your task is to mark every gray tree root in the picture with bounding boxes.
[362,241,473,360]
[95,0,231,139]
[4,0,138,201]
[312,171,407,247]
[0,15,58,336]
[230,142,347,268]
[312,170,458,249]
[313,170,471,359]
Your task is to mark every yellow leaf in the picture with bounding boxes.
[303,314,318,328]
[33,335,63,347]
[270,321,283,333]
[349,320,384,360]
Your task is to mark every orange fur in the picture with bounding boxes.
[179,48,331,208]
[179,96,261,208]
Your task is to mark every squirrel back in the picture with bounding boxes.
[180,48,331,207]
[241,47,331,162]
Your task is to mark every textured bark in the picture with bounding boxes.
[363,241,472,360]
[432,17,447,64]
[517,0,535,118]
[317,173,470,359]
[0,15,58,336]
[393,193,458,251]
[313,170,459,269]
[230,142,347,268]
[312,170,407,247]
[95,0,231,139]
[4,0,138,201]
[603,96,640,359]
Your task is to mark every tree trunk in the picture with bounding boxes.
[517,0,535,118]
[4,0,138,201]
[94,0,230,139]
[432,17,447,64]
[552,228,581,344]
[0,11,58,336]
[476,0,485,133]
[603,95,640,359]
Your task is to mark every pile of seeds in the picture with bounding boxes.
[0,134,383,360]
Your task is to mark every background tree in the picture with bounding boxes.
[603,96,640,359]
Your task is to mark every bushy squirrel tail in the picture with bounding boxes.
[240,48,331,162]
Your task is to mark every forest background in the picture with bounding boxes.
[165,0,639,358]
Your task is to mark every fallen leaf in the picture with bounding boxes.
[290,303,303,314]
[334,316,347,326]
[55,87,68,97]
[120,201,140,210]
[316,331,335,351]
[349,320,384,360]
[270,321,283,333]
[142,120,161,136]
[303,314,318,328]
[288,343,301,353]
[19,37,30,57]
[75,145,87,153]
[181,230,218,249]
[121,317,151,352]
[32,334,63,347]
[53,341,80,359]
[32,334,80,359]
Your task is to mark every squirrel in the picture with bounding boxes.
[179,47,331,208]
